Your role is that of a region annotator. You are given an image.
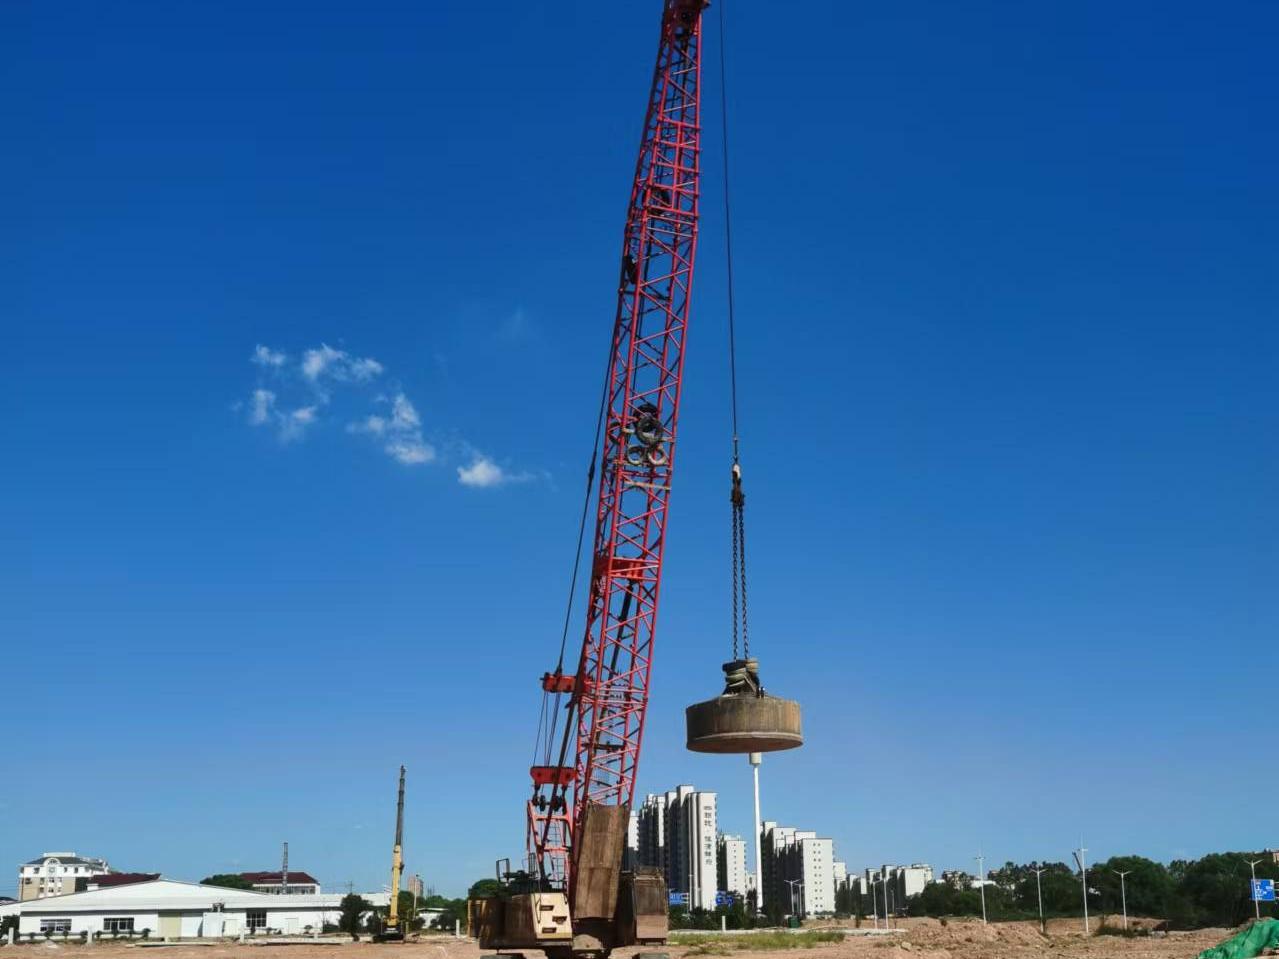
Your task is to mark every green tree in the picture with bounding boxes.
[468,878,504,899]
[1179,853,1279,928]
[431,899,469,931]
[1090,856,1173,922]
[200,874,254,890]
[339,893,371,940]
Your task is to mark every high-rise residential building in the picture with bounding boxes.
[893,864,934,904]
[717,835,748,900]
[759,825,840,918]
[624,811,640,870]
[18,853,110,901]
[832,861,848,911]
[636,793,668,879]
[636,786,718,911]
[798,838,835,915]
[760,822,796,915]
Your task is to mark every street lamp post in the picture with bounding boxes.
[785,879,803,920]
[1250,860,1265,921]
[1032,868,1046,935]
[975,854,987,925]
[882,876,892,928]
[869,877,879,930]
[1113,871,1131,930]
[751,754,764,918]
[1073,846,1089,935]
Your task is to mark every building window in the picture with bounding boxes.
[103,918,134,934]
[246,911,267,931]
[40,920,71,935]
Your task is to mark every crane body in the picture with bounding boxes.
[375,766,408,942]
[475,1,707,956]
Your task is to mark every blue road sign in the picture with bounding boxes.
[1253,879,1275,902]
[669,892,689,906]
[715,892,735,907]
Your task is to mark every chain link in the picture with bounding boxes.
[731,484,741,661]
[737,496,749,660]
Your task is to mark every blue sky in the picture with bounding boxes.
[4,0,1276,898]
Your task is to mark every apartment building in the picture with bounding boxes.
[18,853,110,901]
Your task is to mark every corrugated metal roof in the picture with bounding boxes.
[15,880,391,914]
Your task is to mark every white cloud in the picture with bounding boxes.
[457,454,534,489]
[347,414,387,436]
[301,343,383,383]
[387,439,435,465]
[249,389,276,425]
[349,357,384,380]
[390,393,420,429]
[347,392,433,466]
[243,342,534,485]
[247,390,317,442]
[252,345,287,367]
[279,405,318,442]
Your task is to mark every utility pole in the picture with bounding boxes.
[1073,845,1089,934]
[1113,870,1131,930]
[750,753,764,917]
[1032,868,1046,935]
[281,842,289,896]
[1250,860,1265,921]
[870,875,879,929]
[975,854,987,925]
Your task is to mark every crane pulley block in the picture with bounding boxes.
[530,765,576,788]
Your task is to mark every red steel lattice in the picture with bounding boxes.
[526,0,706,900]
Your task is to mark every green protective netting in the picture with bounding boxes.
[1197,919,1279,959]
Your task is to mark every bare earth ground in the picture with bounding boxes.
[5,922,1229,959]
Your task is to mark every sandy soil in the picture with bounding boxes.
[8,921,1229,959]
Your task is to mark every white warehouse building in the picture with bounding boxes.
[5,879,388,939]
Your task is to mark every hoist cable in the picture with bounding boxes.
[717,0,741,464]
[719,0,750,661]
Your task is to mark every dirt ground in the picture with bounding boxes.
[6,921,1230,959]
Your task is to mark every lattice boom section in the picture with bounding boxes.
[526,0,704,893]
[571,0,703,891]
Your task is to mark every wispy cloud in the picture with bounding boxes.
[252,344,287,367]
[347,392,435,465]
[301,343,383,383]
[241,342,532,487]
[246,387,318,442]
[495,308,536,343]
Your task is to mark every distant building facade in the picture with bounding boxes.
[237,872,320,895]
[717,835,748,901]
[759,824,837,918]
[18,853,110,901]
[635,785,718,911]
[624,812,640,871]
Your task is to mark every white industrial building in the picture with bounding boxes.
[2,879,388,939]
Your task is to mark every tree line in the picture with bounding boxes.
[894,852,1279,929]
